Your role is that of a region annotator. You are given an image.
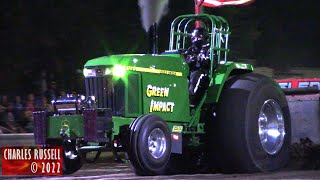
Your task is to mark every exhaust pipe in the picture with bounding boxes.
[147,23,158,54]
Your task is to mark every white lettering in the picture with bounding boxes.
[4,149,7,160]
[149,100,175,113]
[146,85,170,98]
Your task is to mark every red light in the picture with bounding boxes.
[113,140,118,147]
[172,134,179,140]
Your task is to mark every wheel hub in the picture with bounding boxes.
[258,99,285,155]
[148,128,167,159]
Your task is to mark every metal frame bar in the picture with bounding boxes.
[169,14,230,79]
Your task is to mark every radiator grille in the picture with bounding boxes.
[85,76,124,115]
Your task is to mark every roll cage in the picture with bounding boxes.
[169,14,230,78]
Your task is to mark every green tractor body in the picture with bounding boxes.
[34,14,290,175]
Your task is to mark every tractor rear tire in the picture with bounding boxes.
[128,114,171,175]
[215,73,291,173]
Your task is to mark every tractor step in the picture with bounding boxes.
[78,145,111,152]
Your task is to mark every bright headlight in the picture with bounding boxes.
[112,65,126,77]
[83,68,96,77]
[105,68,112,75]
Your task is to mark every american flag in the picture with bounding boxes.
[197,0,255,8]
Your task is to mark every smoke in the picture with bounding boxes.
[138,0,169,32]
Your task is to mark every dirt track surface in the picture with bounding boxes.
[2,149,320,179]
[2,161,320,179]
[26,162,320,179]
[69,162,320,180]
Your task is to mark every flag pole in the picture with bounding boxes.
[195,0,204,27]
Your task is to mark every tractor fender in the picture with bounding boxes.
[206,62,253,104]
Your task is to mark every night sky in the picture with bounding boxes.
[1,0,319,95]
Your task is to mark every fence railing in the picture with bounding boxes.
[0,133,34,147]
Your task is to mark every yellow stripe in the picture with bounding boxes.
[126,66,182,77]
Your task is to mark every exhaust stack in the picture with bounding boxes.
[148,23,158,54]
[138,0,169,54]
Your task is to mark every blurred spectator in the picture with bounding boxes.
[22,110,34,133]
[1,95,9,108]
[40,96,54,112]
[25,93,35,112]
[6,103,25,133]
[0,102,25,133]
[0,89,78,133]
[0,100,11,133]
[0,104,9,131]
[60,91,66,97]
[6,111,16,131]
[13,95,24,123]
[45,82,59,101]
[22,93,35,133]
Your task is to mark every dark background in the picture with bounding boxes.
[1,0,319,95]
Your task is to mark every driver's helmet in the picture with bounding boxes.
[191,27,208,47]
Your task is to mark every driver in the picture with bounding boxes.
[184,27,210,107]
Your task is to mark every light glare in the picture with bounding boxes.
[113,65,126,77]
[105,68,111,75]
[83,68,96,77]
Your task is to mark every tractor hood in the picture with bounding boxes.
[84,54,189,78]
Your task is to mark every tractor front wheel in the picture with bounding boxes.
[62,139,83,174]
[128,114,171,175]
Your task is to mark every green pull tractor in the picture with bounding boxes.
[33,13,291,175]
